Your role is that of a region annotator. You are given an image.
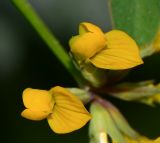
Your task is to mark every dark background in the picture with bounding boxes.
[0,0,160,143]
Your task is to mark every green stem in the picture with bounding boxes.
[12,0,86,87]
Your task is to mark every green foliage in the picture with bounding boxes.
[110,0,160,47]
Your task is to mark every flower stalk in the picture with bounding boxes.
[12,0,86,87]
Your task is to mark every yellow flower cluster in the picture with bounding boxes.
[21,86,91,133]
[21,22,145,136]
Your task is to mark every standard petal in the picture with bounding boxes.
[90,30,143,70]
[47,86,91,133]
[21,109,49,121]
[23,88,54,111]
[70,32,106,60]
[79,22,104,35]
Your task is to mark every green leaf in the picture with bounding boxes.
[110,0,160,57]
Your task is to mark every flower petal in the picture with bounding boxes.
[47,86,91,133]
[70,32,106,60]
[155,137,160,143]
[79,22,104,35]
[21,109,49,121]
[23,88,54,111]
[90,30,143,70]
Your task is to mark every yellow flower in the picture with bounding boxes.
[155,138,160,143]
[21,86,91,133]
[69,22,143,70]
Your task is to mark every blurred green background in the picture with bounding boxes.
[0,0,160,143]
